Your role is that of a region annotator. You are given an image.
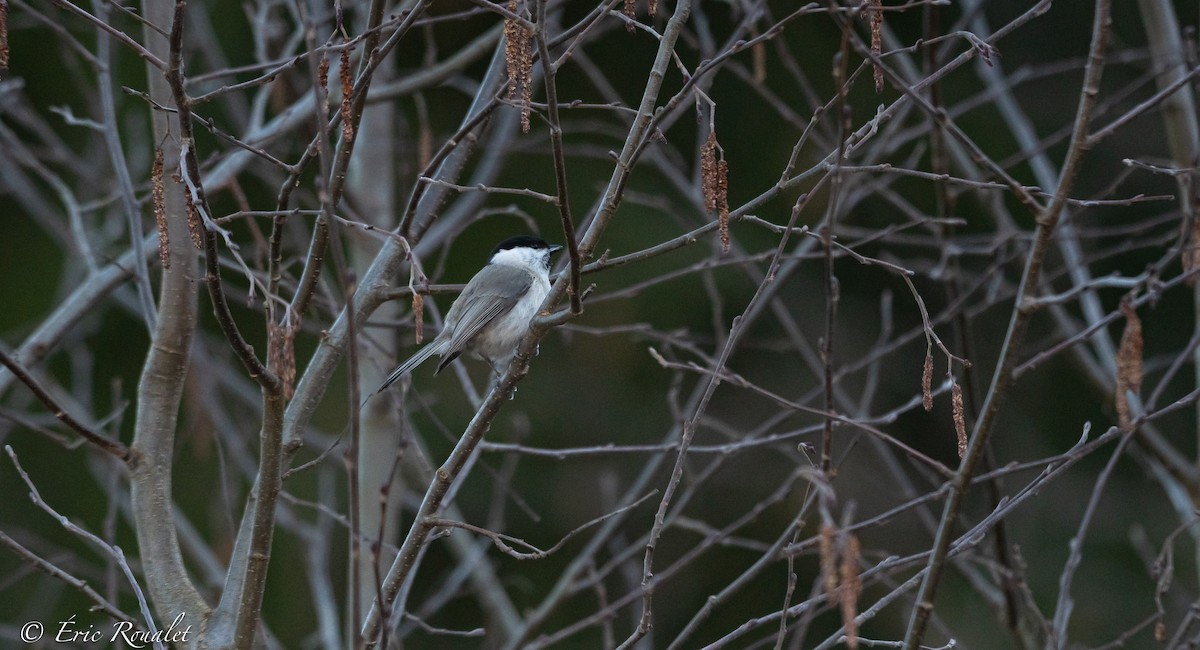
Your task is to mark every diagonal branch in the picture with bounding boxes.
[162,0,278,394]
[902,1,1113,647]
[534,0,582,313]
[0,348,128,459]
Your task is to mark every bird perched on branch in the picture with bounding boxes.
[377,235,561,393]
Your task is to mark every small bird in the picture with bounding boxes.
[377,235,562,393]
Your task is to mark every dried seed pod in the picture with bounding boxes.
[339,45,355,144]
[1115,301,1143,430]
[504,0,534,132]
[819,523,838,603]
[701,132,731,253]
[869,0,883,93]
[0,0,9,73]
[921,350,933,411]
[268,322,296,400]
[412,292,425,344]
[952,380,966,458]
[839,534,862,649]
[152,146,169,269]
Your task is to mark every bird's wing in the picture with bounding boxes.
[440,265,532,361]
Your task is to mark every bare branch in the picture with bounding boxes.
[7,446,165,647]
[0,349,127,459]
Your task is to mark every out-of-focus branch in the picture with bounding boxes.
[622,178,804,649]
[285,0,434,322]
[1050,431,1134,644]
[92,0,157,334]
[46,0,166,69]
[1135,0,1200,594]
[367,24,503,102]
[0,529,139,628]
[7,446,163,646]
[903,1,1112,647]
[0,349,127,459]
[0,229,151,395]
[216,1,401,644]
[395,96,503,239]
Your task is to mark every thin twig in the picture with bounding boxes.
[6,446,165,648]
[0,349,128,459]
[903,2,1113,646]
[534,0,583,313]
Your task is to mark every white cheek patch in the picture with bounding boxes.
[490,246,548,270]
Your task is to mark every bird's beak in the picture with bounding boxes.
[549,244,564,255]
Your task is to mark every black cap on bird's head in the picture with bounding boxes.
[490,235,563,258]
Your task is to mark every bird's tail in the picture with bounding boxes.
[376,343,440,394]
